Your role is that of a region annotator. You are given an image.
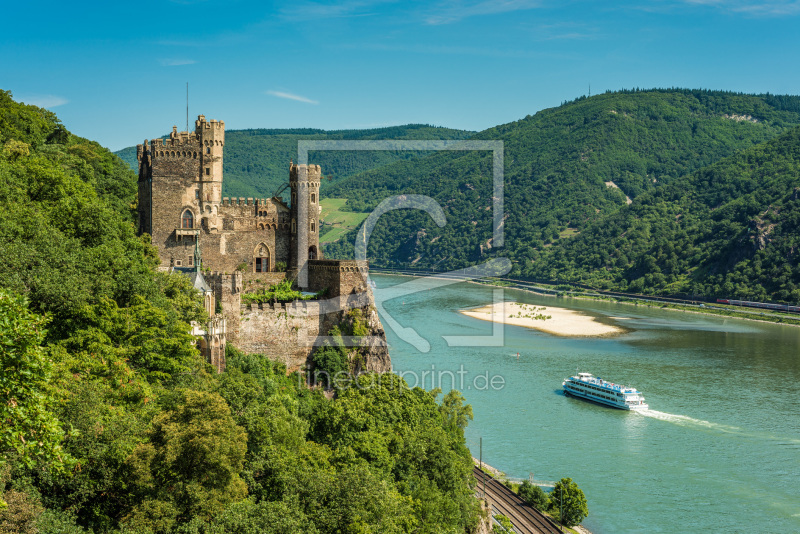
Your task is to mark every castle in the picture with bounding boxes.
[136,116,387,373]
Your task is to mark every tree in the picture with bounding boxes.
[311,342,348,389]
[439,389,474,434]
[518,480,549,511]
[124,390,248,530]
[0,291,71,490]
[550,477,588,527]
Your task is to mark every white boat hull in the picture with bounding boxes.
[563,388,648,411]
[562,372,648,411]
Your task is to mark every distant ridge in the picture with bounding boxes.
[321,89,800,303]
[115,124,474,199]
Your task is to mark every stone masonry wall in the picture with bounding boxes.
[308,260,369,298]
[234,289,390,374]
[236,301,322,371]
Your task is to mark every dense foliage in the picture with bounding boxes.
[320,89,800,302]
[116,124,474,200]
[524,126,800,301]
[549,478,588,528]
[1,91,481,532]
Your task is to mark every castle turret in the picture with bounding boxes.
[196,115,225,230]
[290,163,322,288]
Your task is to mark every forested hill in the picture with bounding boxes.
[1,91,481,533]
[116,124,474,199]
[525,125,800,302]
[321,90,800,295]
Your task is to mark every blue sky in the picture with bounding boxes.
[2,0,799,150]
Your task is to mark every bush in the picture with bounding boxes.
[518,480,550,511]
[311,342,349,389]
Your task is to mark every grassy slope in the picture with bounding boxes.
[318,198,369,244]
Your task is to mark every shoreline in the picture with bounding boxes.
[499,284,800,329]
[460,301,624,337]
[368,271,800,328]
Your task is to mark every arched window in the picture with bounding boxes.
[206,147,211,154]
[181,210,194,229]
[310,219,316,233]
[311,193,316,204]
[254,243,270,272]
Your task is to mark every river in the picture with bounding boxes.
[372,274,800,533]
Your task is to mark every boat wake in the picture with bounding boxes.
[636,409,800,444]
[637,409,740,432]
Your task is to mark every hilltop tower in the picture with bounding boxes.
[137,115,227,270]
[196,115,225,229]
[290,163,322,288]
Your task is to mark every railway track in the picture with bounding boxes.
[473,466,562,534]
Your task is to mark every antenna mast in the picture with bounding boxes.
[186,82,189,132]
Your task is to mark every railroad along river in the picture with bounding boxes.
[372,274,800,533]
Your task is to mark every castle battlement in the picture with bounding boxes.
[308,259,369,273]
[290,163,322,182]
[243,300,316,312]
[196,115,225,130]
[149,137,198,148]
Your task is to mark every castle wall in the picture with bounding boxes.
[236,301,322,371]
[308,260,369,298]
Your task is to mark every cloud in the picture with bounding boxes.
[349,41,560,58]
[18,95,68,109]
[424,0,542,25]
[678,0,800,15]
[266,90,319,105]
[159,58,197,66]
[281,0,396,21]
[526,21,602,41]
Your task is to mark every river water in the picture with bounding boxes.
[372,274,800,533]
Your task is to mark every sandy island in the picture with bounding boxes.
[461,301,623,337]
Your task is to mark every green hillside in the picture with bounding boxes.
[116,124,474,200]
[321,89,800,298]
[1,92,479,532]
[525,125,800,302]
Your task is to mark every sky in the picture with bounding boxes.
[2,0,799,151]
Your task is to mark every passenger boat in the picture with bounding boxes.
[562,372,648,410]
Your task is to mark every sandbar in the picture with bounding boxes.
[460,301,623,337]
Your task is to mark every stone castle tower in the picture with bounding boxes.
[290,163,321,288]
